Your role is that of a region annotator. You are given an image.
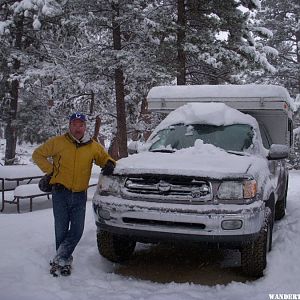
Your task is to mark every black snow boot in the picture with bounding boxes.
[60,264,72,276]
[49,261,61,277]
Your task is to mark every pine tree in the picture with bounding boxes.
[0,0,63,163]
[253,0,300,97]
[142,0,278,85]
[52,0,172,158]
[0,0,285,162]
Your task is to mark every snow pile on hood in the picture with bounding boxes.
[149,103,258,139]
[115,102,270,182]
[115,141,268,179]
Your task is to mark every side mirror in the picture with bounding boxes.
[128,141,142,154]
[268,144,289,160]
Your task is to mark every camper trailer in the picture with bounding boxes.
[93,85,293,277]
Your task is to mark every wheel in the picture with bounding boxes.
[275,178,288,220]
[97,230,136,263]
[241,210,272,277]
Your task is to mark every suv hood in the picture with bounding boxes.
[115,143,268,179]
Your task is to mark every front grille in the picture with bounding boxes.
[123,217,206,230]
[121,175,212,204]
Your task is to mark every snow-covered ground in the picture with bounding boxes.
[0,167,300,299]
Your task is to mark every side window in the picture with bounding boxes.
[258,123,271,149]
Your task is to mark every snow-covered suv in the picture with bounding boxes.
[92,85,292,277]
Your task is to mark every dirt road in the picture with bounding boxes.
[115,242,253,285]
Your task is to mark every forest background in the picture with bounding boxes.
[0,0,299,166]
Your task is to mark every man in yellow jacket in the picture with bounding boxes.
[32,112,115,277]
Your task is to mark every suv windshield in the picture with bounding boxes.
[149,124,254,152]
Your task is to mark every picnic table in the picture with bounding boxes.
[0,165,44,212]
[1,164,100,213]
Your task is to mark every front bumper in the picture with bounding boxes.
[93,195,265,245]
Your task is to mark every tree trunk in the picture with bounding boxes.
[93,115,101,142]
[4,77,19,165]
[108,134,120,161]
[112,3,128,159]
[296,27,300,93]
[4,15,23,165]
[89,90,95,114]
[177,0,186,85]
[139,96,152,141]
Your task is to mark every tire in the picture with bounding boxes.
[241,210,272,278]
[275,178,288,221]
[97,230,136,263]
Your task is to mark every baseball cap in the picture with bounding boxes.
[69,112,86,122]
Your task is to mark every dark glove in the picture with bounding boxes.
[102,160,115,176]
[38,173,53,192]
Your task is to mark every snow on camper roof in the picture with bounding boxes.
[149,102,259,138]
[148,84,291,99]
[147,84,294,112]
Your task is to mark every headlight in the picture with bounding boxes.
[217,179,257,200]
[98,175,124,196]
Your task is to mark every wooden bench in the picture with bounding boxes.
[13,184,51,213]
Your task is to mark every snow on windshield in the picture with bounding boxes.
[148,103,259,140]
[116,102,269,184]
[149,124,254,152]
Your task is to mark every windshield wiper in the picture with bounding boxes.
[226,150,247,156]
[150,149,175,153]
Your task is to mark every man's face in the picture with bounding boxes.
[69,119,86,140]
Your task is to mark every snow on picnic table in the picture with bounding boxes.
[0,170,300,300]
[0,165,44,191]
[0,165,43,179]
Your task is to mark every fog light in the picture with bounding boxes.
[98,208,111,220]
[221,220,243,230]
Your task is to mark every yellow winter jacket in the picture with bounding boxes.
[32,133,115,192]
